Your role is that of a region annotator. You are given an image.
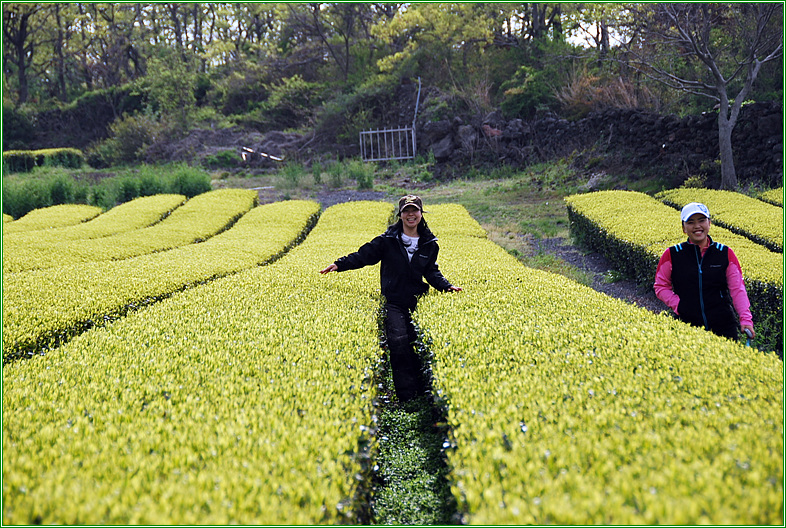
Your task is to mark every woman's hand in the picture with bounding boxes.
[448,285,462,292]
[320,264,338,274]
[742,325,755,339]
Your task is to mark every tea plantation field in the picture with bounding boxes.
[3,192,782,524]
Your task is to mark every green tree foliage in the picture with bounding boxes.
[143,48,198,131]
[623,3,783,189]
[2,3,782,155]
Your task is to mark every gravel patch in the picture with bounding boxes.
[314,189,389,209]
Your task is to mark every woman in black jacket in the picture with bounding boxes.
[320,195,461,403]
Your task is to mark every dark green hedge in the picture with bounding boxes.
[3,148,84,173]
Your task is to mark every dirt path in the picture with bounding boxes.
[534,237,664,314]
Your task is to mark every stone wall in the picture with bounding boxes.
[418,101,783,186]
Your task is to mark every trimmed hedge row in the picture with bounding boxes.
[4,194,185,249]
[2,199,320,362]
[3,148,84,173]
[657,188,783,252]
[2,204,102,233]
[759,187,783,207]
[416,203,783,525]
[3,189,256,273]
[2,201,390,524]
[564,190,783,352]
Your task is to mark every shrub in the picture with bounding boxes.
[2,172,87,218]
[118,177,140,202]
[2,105,35,150]
[49,174,75,204]
[2,151,36,173]
[260,75,327,129]
[166,163,212,197]
[345,159,375,190]
[137,170,167,196]
[500,65,559,119]
[202,150,239,170]
[681,175,707,188]
[89,112,165,166]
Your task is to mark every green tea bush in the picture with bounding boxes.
[2,201,387,524]
[3,188,255,273]
[4,194,184,251]
[565,190,783,352]
[657,188,783,252]
[2,151,36,173]
[35,148,84,169]
[416,204,782,525]
[2,204,102,234]
[758,187,783,207]
[2,148,84,173]
[3,199,318,363]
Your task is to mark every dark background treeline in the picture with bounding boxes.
[3,3,783,186]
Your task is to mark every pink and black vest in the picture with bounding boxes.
[669,237,738,339]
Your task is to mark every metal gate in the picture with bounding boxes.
[360,77,421,162]
[359,126,416,162]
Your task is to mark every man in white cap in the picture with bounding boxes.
[654,202,755,341]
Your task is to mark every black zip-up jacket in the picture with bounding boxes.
[669,236,738,338]
[334,223,453,310]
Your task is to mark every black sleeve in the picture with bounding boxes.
[334,235,385,271]
[423,245,453,291]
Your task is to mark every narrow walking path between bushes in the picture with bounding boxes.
[363,312,460,525]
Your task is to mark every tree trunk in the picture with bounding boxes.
[717,113,737,190]
[3,6,34,104]
[53,4,68,102]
